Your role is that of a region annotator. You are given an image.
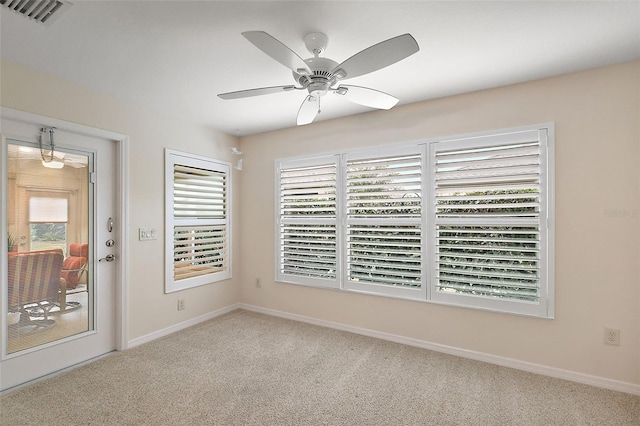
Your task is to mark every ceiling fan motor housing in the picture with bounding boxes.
[293,56,340,96]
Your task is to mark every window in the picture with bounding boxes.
[276,155,339,289]
[276,125,554,317]
[428,128,552,317]
[165,150,231,293]
[344,146,425,299]
[29,195,68,254]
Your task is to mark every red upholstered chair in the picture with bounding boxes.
[61,243,88,290]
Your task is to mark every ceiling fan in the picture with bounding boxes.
[218,31,420,125]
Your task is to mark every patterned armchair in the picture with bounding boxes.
[7,250,67,327]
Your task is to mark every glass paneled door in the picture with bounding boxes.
[1,118,117,391]
[5,141,92,353]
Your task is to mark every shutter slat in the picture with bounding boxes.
[435,143,538,161]
[438,254,538,266]
[436,158,540,174]
[283,255,336,264]
[436,183,538,195]
[348,155,421,168]
[437,193,538,202]
[437,243,539,254]
[438,259,538,272]
[436,155,539,172]
[438,265,538,281]
[351,262,421,273]
[436,174,539,187]
[349,273,421,288]
[437,280,538,299]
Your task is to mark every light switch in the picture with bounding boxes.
[139,227,157,241]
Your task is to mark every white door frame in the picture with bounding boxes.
[1,107,129,353]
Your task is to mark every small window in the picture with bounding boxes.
[28,195,68,253]
[165,150,231,293]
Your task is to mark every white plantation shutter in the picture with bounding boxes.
[166,150,231,293]
[429,128,552,317]
[173,225,227,280]
[173,164,226,219]
[277,156,339,288]
[275,125,553,317]
[345,147,424,298]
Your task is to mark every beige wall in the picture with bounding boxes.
[2,59,638,386]
[1,60,242,340]
[239,61,640,384]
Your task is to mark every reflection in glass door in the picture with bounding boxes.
[6,139,92,354]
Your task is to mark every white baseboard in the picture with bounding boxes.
[128,303,240,349]
[239,303,640,396]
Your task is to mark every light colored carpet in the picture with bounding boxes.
[1,309,639,425]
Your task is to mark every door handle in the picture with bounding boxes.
[99,254,116,262]
[107,217,113,233]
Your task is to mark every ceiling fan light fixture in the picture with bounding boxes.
[307,81,329,97]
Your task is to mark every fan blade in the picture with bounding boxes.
[218,85,297,100]
[242,31,312,74]
[331,34,419,80]
[333,85,399,110]
[297,96,319,125]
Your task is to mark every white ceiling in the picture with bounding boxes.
[1,1,639,136]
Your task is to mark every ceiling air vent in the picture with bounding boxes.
[0,0,72,26]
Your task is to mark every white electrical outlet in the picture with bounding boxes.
[256,278,262,288]
[177,299,185,311]
[604,328,620,346]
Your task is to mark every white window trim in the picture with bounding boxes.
[274,124,554,318]
[165,149,232,293]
